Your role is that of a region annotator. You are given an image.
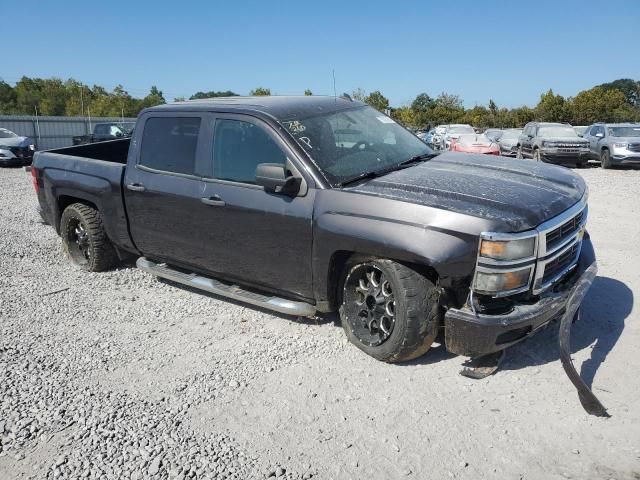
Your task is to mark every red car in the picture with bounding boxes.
[450,134,500,155]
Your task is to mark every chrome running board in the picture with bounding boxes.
[136,257,316,317]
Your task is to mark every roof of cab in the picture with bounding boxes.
[144,95,366,121]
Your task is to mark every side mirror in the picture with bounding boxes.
[256,163,301,196]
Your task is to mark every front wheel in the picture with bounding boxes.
[61,203,117,272]
[339,257,441,363]
[600,149,612,169]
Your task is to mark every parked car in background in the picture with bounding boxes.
[517,122,589,167]
[573,126,589,137]
[497,128,523,157]
[582,123,640,168]
[0,128,35,166]
[415,129,429,141]
[443,124,475,150]
[72,122,135,145]
[31,95,595,364]
[484,129,503,141]
[432,125,447,149]
[450,134,499,155]
[423,129,436,146]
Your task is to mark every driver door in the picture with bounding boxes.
[195,114,315,300]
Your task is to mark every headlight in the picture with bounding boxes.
[28,144,35,151]
[479,236,536,261]
[474,267,533,295]
[613,143,628,149]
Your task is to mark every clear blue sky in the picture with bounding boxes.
[4,0,640,108]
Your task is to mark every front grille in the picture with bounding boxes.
[551,143,585,148]
[542,243,579,284]
[628,143,640,153]
[546,209,584,249]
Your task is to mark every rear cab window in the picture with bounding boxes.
[139,117,202,175]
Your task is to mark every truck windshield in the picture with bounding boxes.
[281,105,434,185]
[538,126,578,137]
[609,126,640,137]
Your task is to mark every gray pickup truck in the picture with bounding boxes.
[517,122,590,167]
[31,96,596,365]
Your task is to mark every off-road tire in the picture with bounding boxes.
[61,203,117,272]
[339,256,441,363]
[600,148,612,169]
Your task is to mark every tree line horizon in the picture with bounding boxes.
[1,77,639,128]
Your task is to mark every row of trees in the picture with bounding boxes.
[1,76,639,128]
[388,79,640,128]
[0,77,166,117]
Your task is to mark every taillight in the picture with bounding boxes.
[31,167,40,193]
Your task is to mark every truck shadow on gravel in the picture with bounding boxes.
[500,276,632,387]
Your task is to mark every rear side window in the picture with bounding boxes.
[212,119,286,184]
[140,117,201,175]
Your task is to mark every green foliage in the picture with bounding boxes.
[2,76,639,127]
[250,87,271,96]
[535,89,570,122]
[597,78,640,107]
[304,89,313,96]
[365,90,390,112]
[189,90,238,100]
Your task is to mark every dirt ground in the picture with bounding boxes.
[1,165,639,480]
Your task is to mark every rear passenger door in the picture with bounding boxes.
[197,114,315,300]
[124,113,212,268]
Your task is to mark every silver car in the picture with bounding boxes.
[497,128,523,157]
[0,128,35,166]
[582,123,640,168]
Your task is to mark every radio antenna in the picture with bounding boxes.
[332,69,337,101]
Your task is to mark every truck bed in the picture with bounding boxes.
[33,138,136,254]
[49,138,130,163]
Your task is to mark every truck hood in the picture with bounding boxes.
[346,152,586,232]
[0,136,32,147]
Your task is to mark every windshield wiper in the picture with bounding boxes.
[398,152,440,167]
[339,152,439,188]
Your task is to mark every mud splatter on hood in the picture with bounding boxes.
[345,152,586,232]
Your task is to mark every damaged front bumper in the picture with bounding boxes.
[444,235,596,358]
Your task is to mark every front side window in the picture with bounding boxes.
[609,126,640,137]
[212,119,286,184]
[140,117,201,175]
[280,105,432,185]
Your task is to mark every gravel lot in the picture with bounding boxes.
[1,164,639,480]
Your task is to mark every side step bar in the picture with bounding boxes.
[136,257,316,317]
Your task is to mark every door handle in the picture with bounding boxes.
[126,183,145,192]
[201,196,225,207]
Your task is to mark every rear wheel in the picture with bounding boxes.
[600,148,612,169]
[339,256,441,363]
[60,203,117,272]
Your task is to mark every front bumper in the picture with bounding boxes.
[444,235,595,357]
[0,156,31,167]
[499,145,518,157]
[540,149,589,165]
[611,153,640,165]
